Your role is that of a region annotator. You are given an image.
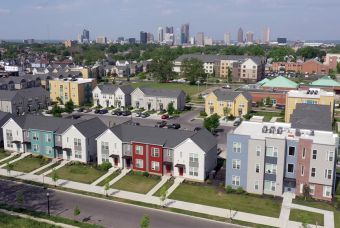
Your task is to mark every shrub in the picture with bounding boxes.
[142,172,149,177]
[243,113,253,120]
[206,179,212,185]
[236,187,245,194]
[200,111,207,117]
[98,162,112,171]
[225,185,234,194]
[228,115,235,120]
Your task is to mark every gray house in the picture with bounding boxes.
[0,111,11,146]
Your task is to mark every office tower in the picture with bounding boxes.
[165,26,174,34]
[180,23,190,44]
[224,32,231,45]
[277,38,287,44]
[237,28,244,43]
[195,32,204,46]
[189,36,195,45]
[128,38,136,44]
[83,29,90,42]
[117,37,125,42]
[263,27,270,44]
[140,31,147,44]
[246,32,254,43]
[96,36,107,44]
[204,37,213,46]
[147,33,154,43]
[158,27,164,42]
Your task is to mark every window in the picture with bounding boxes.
[45,134,52,142]
[233,142,241,153]
[327,151,334,162]
[151,161,160,171]
[101,142,109,151]
[189,167,198,176]
[32,132,39,140]
[301,165,305,176]
[33,144,39,152]
[219,101,224,107]
[256,146,261,156]
[324,169,332,179]
[135,145,143,155]
[227,102,233,108]
[264,180,276,192]
[232,176,240,186]
[45,146,53,155]
[271,99,277,105]
[75,150,82,159]
[302,148,306,159]
[254,181,259,190]
[323,186,332,197]
[255,164,260,173]
[151,148,160,157]
[135,159,143,168]
[74,138,81,147]
[232,159,241,169]
[303,100,317,105]
[287,164,294,173]
[266,147,278,157]
[309,184,315,195]
[288,146,295,156]
[189,153,198,163]
[265,163,277,174]
[312,150,317,159]
[311,168,316,177]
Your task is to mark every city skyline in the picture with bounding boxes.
[0,0,339,40]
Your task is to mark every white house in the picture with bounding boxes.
[2,117,24,153]
[92,84,133,108]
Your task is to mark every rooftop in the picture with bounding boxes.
[261,76,298,89]
[310,76,340,87]
[51,77,94,84]
[287,88,334,98]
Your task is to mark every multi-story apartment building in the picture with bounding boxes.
[324,53,340,70]
[0,112,11,146]
[96,124,217,182]
[131,87,186,111]
[226,121,338,201]
[285,88,334,122]
[49,77,96,106]
[205,89,252,117]
[92,84,133,108]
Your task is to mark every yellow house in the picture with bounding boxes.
[49,78,97,106]
[205,89,252,117]
[285,88,335,122]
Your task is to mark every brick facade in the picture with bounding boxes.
[295,138,312,196]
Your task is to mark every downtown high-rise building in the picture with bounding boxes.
[140,31,147,44]
[180,23,190,44]
[195,32,204,46]
[237,27,244,43]
[165,26,174,34]
[263,27,270,44]
[83,29,90,41]
[147,32,154,43]
[246,32,254,43]
[224,32,231,45]
[157,27,164,42]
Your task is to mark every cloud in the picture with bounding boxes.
[0,8,10,15]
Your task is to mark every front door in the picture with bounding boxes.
[166,165,171,174]
[126,158,131,168]
[179,167,184,176]
[147,103,151,111]
[114,157,118,166]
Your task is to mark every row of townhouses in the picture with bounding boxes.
[1,114,217,182]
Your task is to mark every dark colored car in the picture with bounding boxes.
[112,110,123,116]
[136,112,142,117]
[167,123,181,129]
[77,107,84,112]
[155,121,167,128]
[129,122,140,126]
[233,118,242,127]
[141,112,150,118]
[161,114,169,119]
[99,109,108,114]
[83,108,91,113]
[276,104,285,110]
[72,115,81,119]
[194,127,201,132]
[122,111,131,116]
[94,109,101,114]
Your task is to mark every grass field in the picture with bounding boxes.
[10,155,51,173]
[49,163,107,184]
[289,209,324,226]
[154,178,174,197]
[0,154,20,166]
[0,212,56,228]
[35,161,61,175]
[251,111,284,122]
[112,172,160,194]
[97,170,121,186]
[170,183,282,218]
[0,150,11,161]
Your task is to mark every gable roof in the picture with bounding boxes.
[262,76,298,88]
[0,112,11,129]
[257,78,270,86]
[72,117,107,138]
[310,76,340,87]
[96,84,134,95]
[212,89,252,101]
[291,103,332,131]
[138,87,185,98]
[0,87,49,102]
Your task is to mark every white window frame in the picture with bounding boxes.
[46,134,52,143]
[33,144,39,152]
[327,151,334,162]
[323,186,332,198]
[151,148,160,157]
[189,167,198,176]
[255,163,260,173]
[254,181,259,190]
[232,175,240,186]
[135,145,144,155]
[151,161,160,171]
[265,163,277,175]
[189,153,198,163]
[312,149,317,160]
[324,169,332,179]
[266,147,278,157]
[232,159,241,170]
[256,146,261,156]
[309,184,315,196]
[233,142,241,153]
[75,150,82,159]
[264,180,276,192]
[135,159,143,168]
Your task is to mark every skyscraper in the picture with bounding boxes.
[158,27,164,43]
[83,29,90,41]
[147,33,154,43]
[140,31,147,44]
[246,32,254,43]
[195,32,204,46]
[224,32,231,45]
[165,26,174,34]
[180,23,190,44]
[237,28,244,43]
[263,27,270,44]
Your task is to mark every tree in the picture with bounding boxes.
[181,58,206,85]
[159,186,168,207]
[104,181,110,197]
[51,168,59,187]
[140,215,150,228]
[74,206,81,221]
[51,104,63,118]
[223,107,231,119]
[337,62,340,74]
[64,99,75,114]
[167,102,175,115]
[203,113,220,132]
[6,162,14,176]
[56,97,63,105]
[330,70,336,79]
[227,67,232,83]
[149,53,174,83]
[302,184,310,201]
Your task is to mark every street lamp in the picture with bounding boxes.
[46,192,50,216]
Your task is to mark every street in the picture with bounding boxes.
[0,179,237,228]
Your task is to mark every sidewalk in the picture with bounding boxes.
[91,167,118,186]
[0,153,30,169]
[30,160,58,175]
[109,168,130,185]
[279,192,294,228]
[166,177,184,197]
[41,160,70,176]
[0,152,18,164]
[146,175,171,196]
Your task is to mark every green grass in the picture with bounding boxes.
[251,111,283,122]
[97,170,121,186]
[130,82,210,96]
[0,212,56,228]
[154,178,174,197]
[112,172,161,194]
[170,183,282,218]
[293,197,340,228]
[289,208,324,226]
[49,163,107,184]
[35,161,61,175]
[0,150,11,161]
[0,154,20,165]
[10,155,51,173]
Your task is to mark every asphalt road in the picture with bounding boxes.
[0,179,237,228]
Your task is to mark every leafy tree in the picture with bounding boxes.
[51,104,63,118]
[140,215,150,228]
[181,58,206,85]
[74,206,81,220]
[268,46,295,62]
[167,102,175,115]
[104,181,110,197]
[330,70,336,79]
[51,168,59,187]
[203,113,220,132]
[149,52,174,82]
[159,186,168,207]
[302,184,310,201]
[223,107,231,118]
[296,46,325,60]
[6,162,14,176]
[64,99,75,114]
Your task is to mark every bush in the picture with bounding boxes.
[98,162,112,171]
[243,113,253,120]
[228,115,235,120]
[236,187,245,194]
[206,179,212,185]
[142,172,149,177]
[200,111,207,117]
[225,185,234,194]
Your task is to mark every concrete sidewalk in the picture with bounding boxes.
[91,167,119,186]
[30,160,58,175]
[0,152,18,164]
[41,160,70,176]
[146,175,171,196]
[279,192,294,228]
[291,203,332,228]
[0,153,30,169]
[166,177,184,197]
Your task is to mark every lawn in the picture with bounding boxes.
[10,155,51,173]
[0,212,56,228]
[0,150,11,161]
[35,161,61,175]
[170,183,282,218]
[112,172,161,194]
[154,178,174,197]
[292,197,340,228]
[289,209,324,226]
[97,170,121,186]
[251,111,284,122]
[0,154,20,166]
[49,163,107,184]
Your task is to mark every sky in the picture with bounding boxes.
[0,0,339,41]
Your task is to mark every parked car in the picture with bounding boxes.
[167,123,181,129]
[77,107,84,112]
[141,112,150,118]
[155,121,167,128]
[194,127,201,132]
[233,118,242,126]
[112,110,123,116]
[99,109,108,114]
[161,114,169,119]
[136,112,142,117]
[94,109,101,114]
[83,108,92,113]
[122,111,131,116]
[275,104,285,110]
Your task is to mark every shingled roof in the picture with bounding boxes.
[138,87,185,98]
[212,89,252,101]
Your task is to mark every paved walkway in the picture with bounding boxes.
[166,177,184,197]
[0,153,30,169]
[0,152,18,164]
[91,167,119,186]
[270,116,279,122]
[0,208,77,228]
[279,192,294,228]
[291,203,332,228]
[109,168,130,185]
[41,160,70,176]
[29,160,58,175]
[146,175,171,196]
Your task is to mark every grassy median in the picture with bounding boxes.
[11,155,51,173]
